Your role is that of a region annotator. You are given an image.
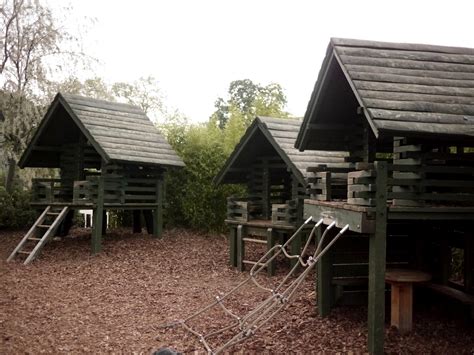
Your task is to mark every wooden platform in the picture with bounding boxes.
[304,199,474,233]
[31,202,160,210]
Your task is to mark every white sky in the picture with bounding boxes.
[47,0,474,122]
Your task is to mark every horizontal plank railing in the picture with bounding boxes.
[271,199,298,225]
[227,196,263,222]
[32,178,73,204]
[73,176,161,205]
[347,162,474,207]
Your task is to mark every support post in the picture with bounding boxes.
[237,225,245,272]
[92,174,105,254]
[229,227,237,267]
[152,179,164,239]
[133,210,142,233]
[290,231,302,271]
[144,210,154,234]
[267,228,276,276]
[317,225,334,317]
[368,161,388,354]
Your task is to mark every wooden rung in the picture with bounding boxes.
[27,237,42,241]
[17,251,31,255]
[46,212,60,216]
[242,260,267,267]
[37,224,52,228]
[242,238,267,244]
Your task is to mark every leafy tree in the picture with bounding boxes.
[112,76,163,119]
[210,79,288,130]
[0,0,85,191]
[49,76,115,101]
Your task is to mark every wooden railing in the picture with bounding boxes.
[348,162,474,207]
[32,179,73,204]
[227,196,299,225]
[271,199,298,225]
[226,196,263,222]
[73,176,161,205]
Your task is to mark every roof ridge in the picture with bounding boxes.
[330,37,474,56]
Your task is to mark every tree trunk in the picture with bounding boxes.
[5,158,16,193]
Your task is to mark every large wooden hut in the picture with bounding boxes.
[296,38,474,353]
[215,116,351,274]
[9,93,184,264]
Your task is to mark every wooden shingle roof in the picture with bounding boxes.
[215,116,349,186]
[296,38,474,149]
[19,93,184,168]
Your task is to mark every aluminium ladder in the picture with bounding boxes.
[7,206,70,265]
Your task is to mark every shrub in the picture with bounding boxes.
[162,120,242,232]
[0,187,37,229]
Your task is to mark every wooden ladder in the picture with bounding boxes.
[238,230,279,276]
[7,206,70,265]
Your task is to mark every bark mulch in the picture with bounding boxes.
[0,227,473,354]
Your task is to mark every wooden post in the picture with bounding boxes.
[152,179,164,239]
[267,228,276,276]
[237,225,245,272]
[262,158,270,219]
[132,210,142,233]
[389,282,413,334]
[290,231,302,270]
[317,225,334,317]
[465,232,473,294]
[229,226,237,267]
[92,173,105,254]
[144,210,154,234]
[367,161,388,355]
[102,210,107,235]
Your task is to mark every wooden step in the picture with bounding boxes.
[243,260,267,267]
[37,224,52,228]
[17,251,31,255]
[46,212,60,216]
[242,238,267,245]
[27,237,42,241]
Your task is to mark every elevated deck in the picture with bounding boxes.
[304,199,474,233]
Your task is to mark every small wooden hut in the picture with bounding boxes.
[295,38,474,353]
[215,116,351,274]
[9,93,184,264]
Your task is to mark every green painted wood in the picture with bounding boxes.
[266,228,276,276]
[152,179,164,239]
[133,210,142,233]
[237,225,245,272]
[317,225,335,317]
[290,231,302,270]
[229,227,237,267]
[92,173,105,254]
[367,161,388,355]
[143,210,153,234]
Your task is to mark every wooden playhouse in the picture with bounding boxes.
[295,38,474,353]
[8,93,184,264]
[215,116,351,275]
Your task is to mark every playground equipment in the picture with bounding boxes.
[162,216,349,354]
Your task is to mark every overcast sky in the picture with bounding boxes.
[47,0,474,122]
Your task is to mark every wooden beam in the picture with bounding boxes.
[152,179,164,239]
[266,228,276,276]
[237,225,245,272]
[229,227,237,267]
[91,173,105,254]
[367,161,388,355]
[317,225,335,317]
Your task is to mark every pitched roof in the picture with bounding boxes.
[215,116,349,185]
[296,38,474,149]
[19,93,184,168]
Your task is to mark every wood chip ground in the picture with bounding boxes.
[1,228,473,353]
